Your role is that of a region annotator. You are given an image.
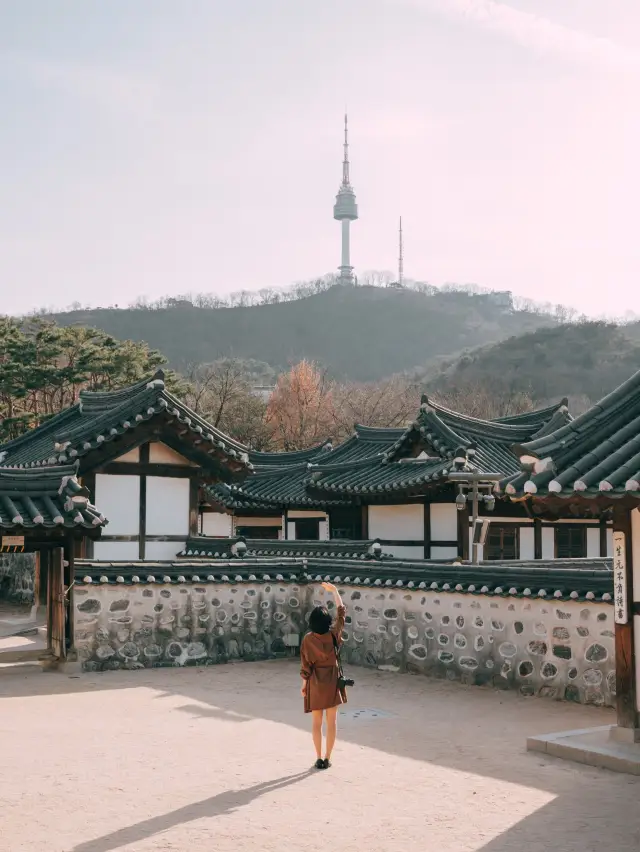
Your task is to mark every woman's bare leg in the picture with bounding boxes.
[311,710,323,759]
[325,706,338,760]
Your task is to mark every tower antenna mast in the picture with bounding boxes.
[333,113,358,285]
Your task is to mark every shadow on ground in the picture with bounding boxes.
[2,660,639,852]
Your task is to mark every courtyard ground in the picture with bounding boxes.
[0,660,638,852]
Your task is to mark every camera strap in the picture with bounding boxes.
[332,633,345,681]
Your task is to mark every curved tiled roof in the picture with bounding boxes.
[0,371,251,477]
[74,557,613,603]
[0,463,107,529]
[502,369,640,500]
[177,537,390,559]
[207,399,573,507]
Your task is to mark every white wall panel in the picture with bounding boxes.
[146,541,186,560]
[541,527,555,560]
[606,528,613,557]
[369,504,423,541]
[430,504,458,542]
[146,477,190,536]
[149,442,194,465]
[112,447,139,463]
[586,527,600,558]
[430,546,458,560]
[201,512,233,537]
[94,474,140,535]
[385,545,424,560]
[287,521,296,540]
[319,519,329,540]
[520,527,535,560]
[93,541,140,560]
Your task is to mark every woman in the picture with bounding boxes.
[300,581,346,770]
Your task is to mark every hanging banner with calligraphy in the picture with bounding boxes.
[612,530,628,625]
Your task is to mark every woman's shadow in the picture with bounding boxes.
[72,770,315,852]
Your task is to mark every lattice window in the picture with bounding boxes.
[555,525,586,558]
[485,525,519,560]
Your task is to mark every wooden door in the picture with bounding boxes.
[49,547,66,660]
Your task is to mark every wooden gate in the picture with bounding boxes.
[48,547,66,660]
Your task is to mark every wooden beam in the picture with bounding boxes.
[100,462,195,478]
[361,505,369,540]
[533,519,542,560]
[189,477,199,537]
[457,504,469,561]
[613,506,638,730]
[423,501,431,559]
[139,443,149,560]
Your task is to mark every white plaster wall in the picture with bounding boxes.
[146,541,187,560]
[369,504,423,541]
[287,522,296,540]
[431,546,458,560]
[94,475,140,535]
[606,529,613,557]
[586,528,600,558]
[520,527,535,560]
[319,519,329,541]
[430,504,457,542]
[384,545,424,560]
[112,447,139,463]
[235,517,281,528]
[149,442,194,465]
[541,527,555,560]
[201,512,233,537]
[92,541,140,560]
[146,477,190,536]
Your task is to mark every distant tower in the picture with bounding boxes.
[333,114,358,284]
[398,216,404,287]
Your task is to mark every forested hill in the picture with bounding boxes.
[421,321,640,408]
[45,284,557,382]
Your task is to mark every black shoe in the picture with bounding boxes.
[315,758,324,769]
[322,759,331,769]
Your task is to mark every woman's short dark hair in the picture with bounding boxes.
[309,606,332,635]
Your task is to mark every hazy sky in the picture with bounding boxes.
[1,1,639,316]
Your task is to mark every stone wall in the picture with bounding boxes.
[0,553,35,605]
[74,577,615,706]
[73,578,305,672]
[332,586,615,707]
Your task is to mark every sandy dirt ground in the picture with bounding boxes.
[0,660,639,852]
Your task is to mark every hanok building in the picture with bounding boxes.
[0,372,250,562]
[206,396,612,561]
[500,368,640,760]
[0,463,107,661]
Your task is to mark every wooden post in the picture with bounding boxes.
[533,519,542,560]
[361,505,369,540]
[612,506,638,730]
[139,443,149,560]
[189,477,199,537]
[457,503,470,561]
[423,501,431,559]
